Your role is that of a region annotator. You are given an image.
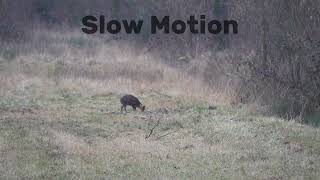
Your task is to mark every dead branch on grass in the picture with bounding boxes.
[156,129,179,140]
[145,116,160,139]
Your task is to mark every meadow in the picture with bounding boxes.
[0,29,319,179]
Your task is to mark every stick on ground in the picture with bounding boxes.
[145,118,160,139]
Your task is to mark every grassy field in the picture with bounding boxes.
[0,30,320,179]
[1,79,320,179]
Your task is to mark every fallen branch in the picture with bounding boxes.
[145,118,160,139]
[156,129,179,140]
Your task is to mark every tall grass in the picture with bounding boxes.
[0,28,231,105]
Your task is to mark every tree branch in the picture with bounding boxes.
[145,118,160,139]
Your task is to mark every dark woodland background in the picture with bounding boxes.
[1,0,320,124]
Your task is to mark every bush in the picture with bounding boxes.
[305,112,320,127]
[33,0,58,24]
[270,100,303,119]
[0,48,18,61]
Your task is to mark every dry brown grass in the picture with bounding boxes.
[1,28,234,105]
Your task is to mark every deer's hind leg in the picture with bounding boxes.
[132,105,137,111]
[121,105,127,113]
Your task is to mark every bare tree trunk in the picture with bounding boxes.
[0,0,6,18]
[261,17,268,73]
[112,0,120,18]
